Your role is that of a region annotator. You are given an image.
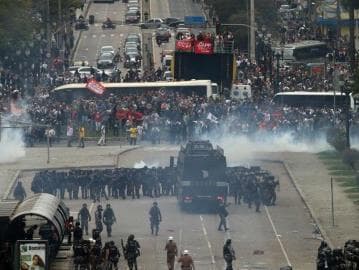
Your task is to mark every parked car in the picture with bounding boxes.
[125,41,141,51]
[100,45,115,56]
[126,34,141,45]
[140,18,163,29]
[125,10,140,23]
[168,20,184,28]
[75,19,89,30]
[163,17,180,26]
[97,53,115,69]
[77,66,102,76]
[155,27,171,42]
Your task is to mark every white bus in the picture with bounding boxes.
[279,40,329,63]
[273,91,358,110]
[52,80,218,101]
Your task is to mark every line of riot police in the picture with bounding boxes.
[30,166,278,212]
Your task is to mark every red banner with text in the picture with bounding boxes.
[175,39,193,52]
[194,40,214,54]
[86,79,106,95]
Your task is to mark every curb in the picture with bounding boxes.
[282,161,334,248]
[115,145,143,167]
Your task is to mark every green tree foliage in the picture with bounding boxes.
[0,0,35,53]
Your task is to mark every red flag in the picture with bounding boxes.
[86,79,106,95]
[175,39,193,52]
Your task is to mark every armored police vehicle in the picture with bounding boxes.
[174,140,229,209]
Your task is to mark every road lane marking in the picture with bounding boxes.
[264,206,292,267]
[199,215,216,267]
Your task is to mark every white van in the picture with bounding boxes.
[162,55,173,71]
[231,84,252,100]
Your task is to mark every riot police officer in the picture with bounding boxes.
[95,205,103,233]
[223,239,236,270]
[178,250,195,270]
[149,201,162,235]
[78,203,91,235]
[165,236,178,270]
[103,204,116,237]
[107,241,120,270]
[122,234,141,270]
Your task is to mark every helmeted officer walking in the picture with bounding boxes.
[165,236,178,270]
[178,250,195,270]
[149,201,162,235]
[78,203,91,235]
[223,238,236,270]
[103,204,116,237]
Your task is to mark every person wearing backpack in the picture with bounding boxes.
[122,234,141,270]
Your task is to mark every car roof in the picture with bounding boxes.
[101,46,114,49]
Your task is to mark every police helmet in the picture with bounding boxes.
[168,236,174,241]
[183,250,189,255]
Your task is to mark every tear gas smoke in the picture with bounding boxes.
[134,160,160,168]
[0,91,28,164]
[0,116,26,164]
[202,128,332,164]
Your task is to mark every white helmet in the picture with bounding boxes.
[168,236,174,241]
[183,250,189,255]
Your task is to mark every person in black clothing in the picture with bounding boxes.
[223,239,236,270]
[108,241,120,270]
[122,234,141,270]
[73,222,83,245]
[149,201,162,235]
[218,201,229,231]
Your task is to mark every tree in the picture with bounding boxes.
[0,0,36,55]
[341,0,359,71]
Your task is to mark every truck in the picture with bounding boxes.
[174,140,229,210]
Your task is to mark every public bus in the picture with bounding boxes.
[272,91,359,110]
[279,40,329,63]
[52,80,219,102]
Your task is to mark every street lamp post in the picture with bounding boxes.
[342,80,353,148]
[275,52,281,94]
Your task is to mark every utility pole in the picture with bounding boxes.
[46,0,51,60]
[250,0,255,61]
[336,0,341,46]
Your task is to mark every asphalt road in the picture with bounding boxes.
[19,146,318,270]
[73,1,142,75]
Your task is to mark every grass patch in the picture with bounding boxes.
[338,181,359,188]
[329,170,356,176]
[344,187,359,193]
[327,164,352,171]
[317,151,340,159]
[347,193,359,200]
[334,176,356,182]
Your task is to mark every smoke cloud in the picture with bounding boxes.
[0,116,26,163]
[134,160,160,168]
[201,128,332,164]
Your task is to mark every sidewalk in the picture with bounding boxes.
[281,152,359,247]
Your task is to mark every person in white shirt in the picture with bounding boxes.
[98,124,106,146]
[67,124,74,147]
